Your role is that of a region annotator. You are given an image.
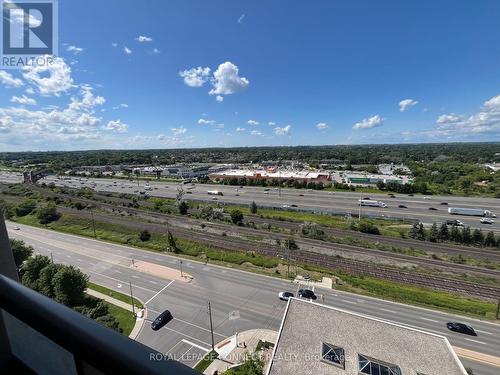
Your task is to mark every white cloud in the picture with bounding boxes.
[171,126,187,135]
[179,67,211,87]
[111,43,118,47]
[22,56,74,96]
[251,130,263,136]
[67,45,83,54]
[436,114,464,124]
[431,94,500,136]
[135,35,153,42]
[399,98,418,112]
[353,115,384,129]
[268,121,276,126]
[238,14,246,24]
[216,95,224,102]
[236,127,246,132]
[105,120,128,132]
[247,119,259,126]
[10,95,37,106]
[209,62,249,99]
[25,87,35,95]
[124,47,132,54]
[68,85,105,111]
[274,125,291,136]
[198,118,216,125]
[152,48,160,54]
[316,122,328,130]
[0,70,23,88]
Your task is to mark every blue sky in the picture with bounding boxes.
[1,0,500,151]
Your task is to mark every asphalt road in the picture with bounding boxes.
[37,174,500,232]
[7,222,500,374]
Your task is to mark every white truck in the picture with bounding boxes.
[358,199,387,208]
[448,207,496,217]
[207,190,223,196]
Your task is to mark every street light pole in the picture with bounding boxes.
[358,192,362,221]
[179,260,183,277]
[208,301,215,351]
[129,281,136,316]
[89,206,97,238]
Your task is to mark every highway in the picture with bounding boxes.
[6,222,500,374]
[39,174,500,232]
[1,171,499,231]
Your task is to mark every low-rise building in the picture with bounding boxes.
[344,173,413,185]
[267,298,467,375]
[209,169,330,184]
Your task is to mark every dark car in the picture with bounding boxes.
[298,289,316,299]
[428,207,438,211]
[446,322,476,336]
[440,202,448,205]
[398,205,407,209]
[151,310,173,331]
[363,197,371,200]
[299,194,304,196]
[408,193,414,196]
[278,292,294,301]
[290,204,298,207]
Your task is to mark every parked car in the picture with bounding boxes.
[151,310,173,331]
[440,202,448,205]
[298,289,316,299]
[398,205,407,209]
[428,207,438,211]
[446,322,476,336]
[278,292,294,301]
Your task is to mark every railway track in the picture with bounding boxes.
[53,205,500,300]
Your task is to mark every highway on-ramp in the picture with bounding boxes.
[6,222,500,374]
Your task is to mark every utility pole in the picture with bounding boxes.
[496,299,500,320]
[179,259,183,277]
[129,281,136,316]
[287,239,291,278]
[208,301,215,351]
[50,251,54,263]
[279,170,281,199]
[358,192,362,221]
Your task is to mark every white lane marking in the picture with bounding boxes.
[161,326,211,347]
[420,317,439,323]
[145,280,175,305]
[132,275,140,279]
[181,339,210,352]
[464,338,487,345]
[172,317,225,338]
[379,308,397,314]
[474,329,492,335]
[149,280,158,285]
[342,299,357,304]
[114,270,122,274]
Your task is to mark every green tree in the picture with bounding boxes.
[484,231,496,247]
[409,223,418,239]
[37,203,61,224]
[358,221,380,235]
[52,265,88,306]
[300,222,325,240]
[38,263,63,298]
[438,223,449,242]
[178,201,189,215]
[416,223,426,241]
[95,314,122,333]
[472,229,484,246]
[250,201,258,214]
[139,230,151,241]
[167,230,178,253]
[428,223,438,242]
[230,210,244,225]
[15,199,37,217]
[9,239,33,268]
[21,255,51,291]
[450,226,462,243]
[284,238,299,250]
[462,226,472,245]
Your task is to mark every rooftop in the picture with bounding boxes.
[267,298,467,375]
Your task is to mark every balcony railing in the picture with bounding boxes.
[0,214,199,375]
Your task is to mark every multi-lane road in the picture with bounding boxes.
[7,222,500,374]
[1,171,499,231]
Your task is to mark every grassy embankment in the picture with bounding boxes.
[9,211,499,320]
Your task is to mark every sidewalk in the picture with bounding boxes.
[203,329,277,375]
[86,288,146,339]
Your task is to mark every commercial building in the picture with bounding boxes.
[344,173,413,185]
[209,169,331,184]
[267,298,467,375]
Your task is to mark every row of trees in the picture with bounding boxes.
[409,222,499,248]
[12,240,122,332]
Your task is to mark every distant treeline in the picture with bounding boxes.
[0,142,498,170]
